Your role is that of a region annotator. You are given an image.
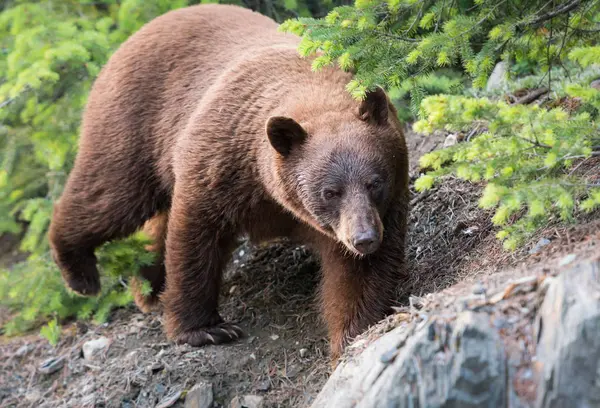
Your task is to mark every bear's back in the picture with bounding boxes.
[79,5,300,188]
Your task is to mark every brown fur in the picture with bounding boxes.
[48,4,409,361]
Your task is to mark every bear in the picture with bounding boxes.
[48,4,409,361]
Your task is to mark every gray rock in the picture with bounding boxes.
[311,324,411,407]
[312,312,506,408]
[82,336,111,361]
[185,382,213,408]
[311,257,600,408]
[486,61,508,92]
[535,259,600,408]
[360,312,506,408]
[230,395,264,408]
[443,134,458,148]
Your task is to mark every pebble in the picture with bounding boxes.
[155,383,167,396]
[443,134,458,148]
[462,225,480,236]
[299,348,309,358]
[156,388,182,408]
[184,382,213,408]
[285,364,300,379]
[15,344,32,357]
[147,362,164,373]
[256,380,271,392]
[230,395,264,408]
[486,61,508,92]
[269,334,279,341]
[229,285,238,295]
[25,390,41,402]
[38,356,65,375]
[82,337,111,361]
[528,238,551,254]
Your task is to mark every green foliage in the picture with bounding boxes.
[387,70,464,120]
[40,317,61,346]
[0,0,181,337]
[280,0,600,103]
[0,233,154,335]
[414,90,599,249]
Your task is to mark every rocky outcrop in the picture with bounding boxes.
[312,256,600,408]
[535,259,600,408]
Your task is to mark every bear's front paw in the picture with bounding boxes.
[175,323,245,346]
[65,274,101,297]
[52,248,101,296]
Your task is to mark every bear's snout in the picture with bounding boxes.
[338,199,384,256]
[351,228,380,255]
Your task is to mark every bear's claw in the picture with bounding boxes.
[175,323,245,346]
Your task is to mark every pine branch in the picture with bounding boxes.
[518,0,583,28]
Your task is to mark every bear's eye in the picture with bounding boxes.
[323,189,341,201]
[367,178,382,191]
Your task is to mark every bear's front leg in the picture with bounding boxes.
[319,227,406,362]
[161,190,244,346]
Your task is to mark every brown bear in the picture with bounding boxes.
[48,4,409,361]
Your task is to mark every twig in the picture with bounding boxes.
[512,87,549,105]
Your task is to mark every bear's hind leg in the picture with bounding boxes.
[131,212,168,312]
[49,164,167,297]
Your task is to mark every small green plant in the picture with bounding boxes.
[40,317,61,346]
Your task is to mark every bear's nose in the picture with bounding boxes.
[352,230,380,255]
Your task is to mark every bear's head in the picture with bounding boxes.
[266,87,405,256]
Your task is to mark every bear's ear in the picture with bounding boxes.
[266,116,307,157]
[358,86,389,126]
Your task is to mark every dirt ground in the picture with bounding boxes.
[0,126,598,408]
